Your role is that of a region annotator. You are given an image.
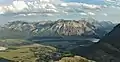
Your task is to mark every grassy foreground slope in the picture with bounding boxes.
[0,44,95,62]
[0,44,56,62]
[0,39,95,62]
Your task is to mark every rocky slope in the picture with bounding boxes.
[56,56,95,62]
[0,19,115,39]
[71,24,120,62]
[39,20,97,37]
[0,21,53,39]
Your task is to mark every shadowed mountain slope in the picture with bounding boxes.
[72,24,120,62]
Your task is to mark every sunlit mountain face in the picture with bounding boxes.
[0,0,120,24]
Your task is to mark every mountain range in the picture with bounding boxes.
[0,19,116,39]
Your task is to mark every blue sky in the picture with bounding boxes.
[64,0,105,4]
[0,0,120,24]
[0,0,105,4]
[0,0,13,4]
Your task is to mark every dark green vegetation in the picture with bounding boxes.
[30,45,57,62]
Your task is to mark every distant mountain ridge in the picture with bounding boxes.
[0,19,115,39]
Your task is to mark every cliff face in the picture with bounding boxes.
[49,20,96,36]
[72,24,120,62]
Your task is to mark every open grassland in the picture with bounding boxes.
[0,44,40,62]
[0,44,57,62]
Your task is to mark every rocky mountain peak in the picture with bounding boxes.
[50,20,96,36]
[0,20,115,39]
